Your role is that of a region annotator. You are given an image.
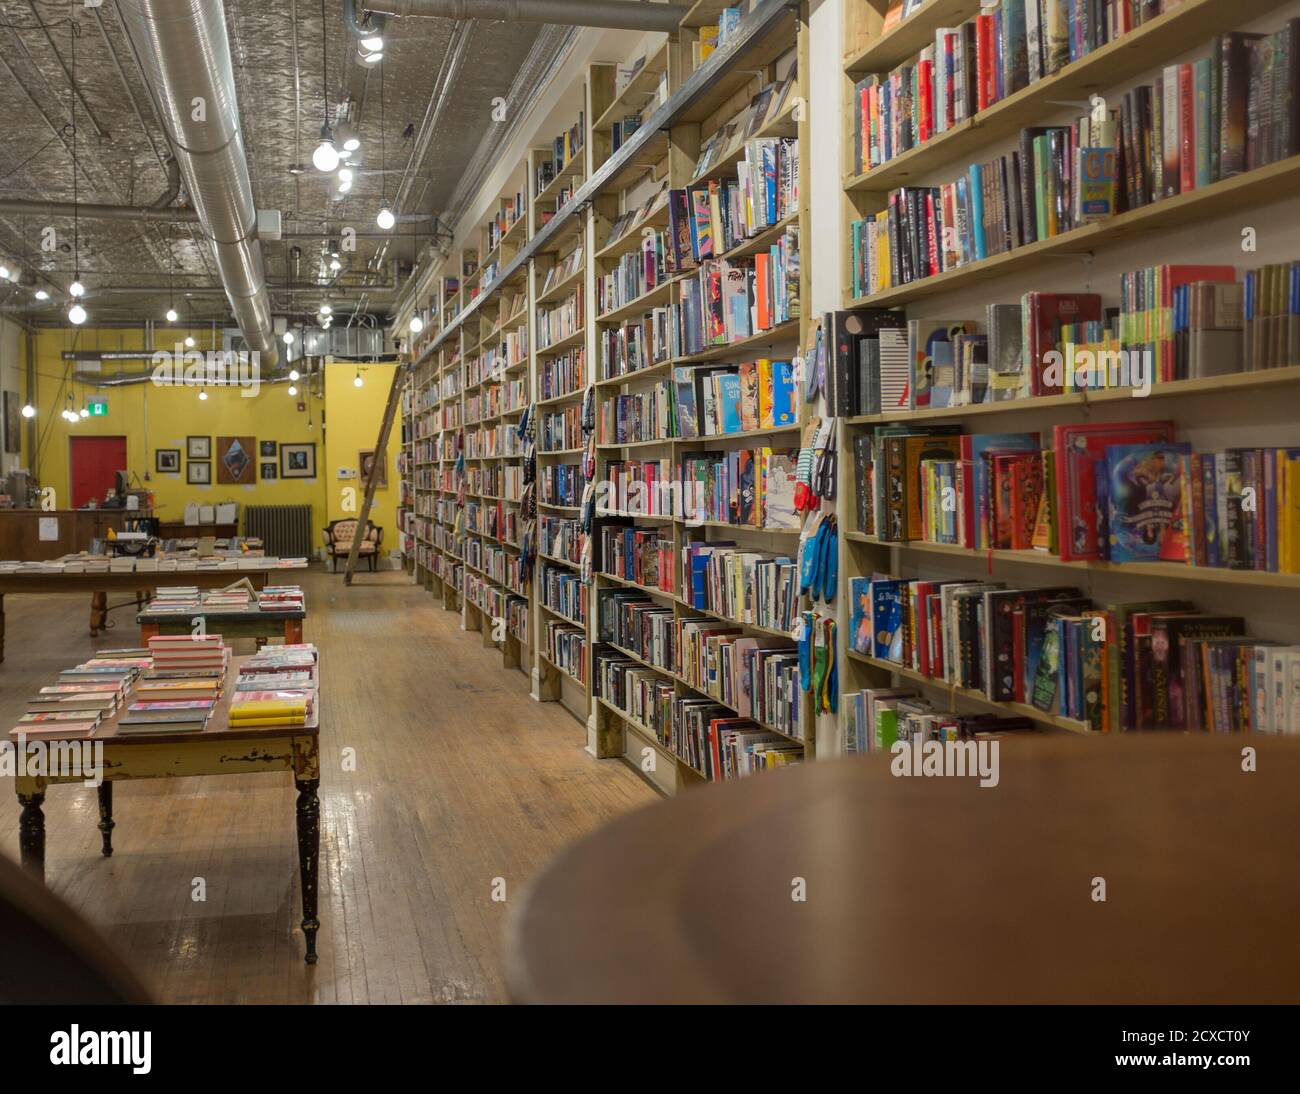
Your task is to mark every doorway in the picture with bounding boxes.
[70,435,128,508]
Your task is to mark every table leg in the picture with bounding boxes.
[17,792,45,881]
[97,782,115,857]
[0,592,5,663]
[285,619,303,644]
[294,777,320,965]
[139,622,160,644]
[89,591,108,636]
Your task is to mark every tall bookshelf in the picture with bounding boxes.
[836,0,1300,743]
[398,0,820,787]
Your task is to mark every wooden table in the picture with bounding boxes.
[0,568,286,661]
[13,654,322,964]
[138,608,305,647]
[505,733,1300,1004]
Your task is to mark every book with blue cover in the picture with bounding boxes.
[871,579,907,662]
[673,366,699,439]
[850,577,872,654]
[771,360,796,426]
[718,372,743,434]
[1104,442,1191,563]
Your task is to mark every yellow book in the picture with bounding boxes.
[228,715,308,727]
[1284,458,1300,574]
[230,699,307,720]
[757,359,774,427]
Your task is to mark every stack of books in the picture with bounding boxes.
[144,587,201,613]
[8,649,146,741]
[230,645,319,729]
[257,585,305,612]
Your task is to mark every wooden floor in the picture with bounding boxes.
[0,565,656,1003]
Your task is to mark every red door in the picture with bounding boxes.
[70,436,128,508]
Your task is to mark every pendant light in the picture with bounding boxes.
[67,20,86,326]
[165,228,178,322]
[353,365,363,388]
[375,56,395,230]
[313,0,339,172]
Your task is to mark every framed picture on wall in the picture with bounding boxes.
[358,448,388,489]
[187,435,210,459]
[2,391,20,454]
[216,435,256,484]
[260,440,277,457]
[155,448,180,474]
[187,461,211,485]
[260,462,277,480]
[280,442,316,479]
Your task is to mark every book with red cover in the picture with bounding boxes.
[1053,420,1176,561]
[1152,265,1236,381]
[1026,293,1102,394]
[959,432,1041,549]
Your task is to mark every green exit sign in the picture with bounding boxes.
[87,399,108,416]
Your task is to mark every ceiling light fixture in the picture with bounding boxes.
[353,366,363,388]
[21,403,35,418]
[0,265,9,280]
[318,303,332,316]
[288,384,298,396]
[289,368,300,381]
[68,302,87,325]
[337,168,353,184]
[198,387,208,401]
[68,19,85,329]
[313,0,338,173]
[34,289,48,301]
[283,330,295,345]
[360,34,383,52]
[79,405,89,418]
[409,314,423,334]
[185,335,196,348]
[165,307,178,322]
[329,257,341,271]
[68,280,85,298]
[375,55,394,231]
[360,48,383,66]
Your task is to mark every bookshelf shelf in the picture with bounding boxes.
[844,365,1300,425]
[536,267,584,307]
[845,153,1300,308]
[596,205,672,262]
[596,278,680,325]
[844,531,1300,590]
[846,650,1092,734]
[592,41,670,135]
[844,0,1287,193]
[674,318,801,363]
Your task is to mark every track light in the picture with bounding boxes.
[68,302,87,325]
[165,307,178,322]
[376,205,395,231]
[312,124,340,173]
[69,280,85,298]
[21,403,34,418]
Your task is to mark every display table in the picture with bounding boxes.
[13,654,322,964]
[0,564,303,661]
[137,607,305,647]
[505,733,1300,1004]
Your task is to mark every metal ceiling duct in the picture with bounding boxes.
[364,0,689,33]
[116,0,279,367]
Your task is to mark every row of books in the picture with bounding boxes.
[681,541,800,633]
[539,462,583,508]
[229,644,318,729]
[599,524,673,593]
[855,420,1300,572]
[539,404,582,452]
[535,110,585,196]
[849,18,1300,298]
[0,556,305,574]
[596,588,805,741]
[539,514,585,565]
[539,562,588,625]
[598,311,672,381]
[10,649,149,741]
[543,620,588,686]
[672,238,800,356]
[680,139,798,261]
[484,191,525,254]
[692,63,796,180]
[846,688,1035,753]
[539,347,586,404]
[538,246,583,298]
[536,285,583,350]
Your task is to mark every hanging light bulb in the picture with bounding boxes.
[0,265,9,280]
[313,123,340,173]
[68,302,87,325]
[165,307,178,322]
[329,256,341,272]
[336,179,352,195]
[318,303,332,317]
[34,289,49,301]
[184,335,196,348]
[376,205,395,231]
[21,403,35,418]
[79,405,89,418]
[409,314,424,334]
[198,387,208,401]
[360,47,383,65]
[360,33,383,52]
[69,280,85,298]
[289,368,300,381]
[343,135,360,152]
[353,367,363,388]
[338,167,353,184]
[283,330,295,345]
[288,384,298,396]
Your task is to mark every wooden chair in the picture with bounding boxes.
[322,519,383,572]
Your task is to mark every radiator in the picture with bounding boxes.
[244,504,313,559]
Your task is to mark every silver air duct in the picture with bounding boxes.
[117,0,278,368]
[365,0,689,33]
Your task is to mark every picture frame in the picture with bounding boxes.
[260,440,277,457]
[187,460,211,485]
[216,435,256,485]
[260,461,278,481]
[280,442,316,479]
[187,435,210,459]
[358,448,388,489]
[155,448,181,474]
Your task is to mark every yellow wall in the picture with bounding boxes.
[322,358,400,542]
[30,327,400,556]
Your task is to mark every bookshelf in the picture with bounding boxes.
[836,0,1300,742]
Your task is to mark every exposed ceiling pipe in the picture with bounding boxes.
[117,0,279,368]
[0,199,198,223]
[364,0,688,32]
[151,156,183,208]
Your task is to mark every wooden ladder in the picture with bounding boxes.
[344,359,407,585]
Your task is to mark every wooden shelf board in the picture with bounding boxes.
[596,277,679,325]
[592,42,671,134]
[844,0,983,75]
[674,317,801,363]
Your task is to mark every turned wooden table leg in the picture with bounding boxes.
[89,591,108,636]
[139,622,160,644]
[97,782,115,857]
[285,619,304,644]
[294,777,321,965]
[17,792,45,881]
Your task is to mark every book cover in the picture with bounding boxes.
[1105,442,1192,563]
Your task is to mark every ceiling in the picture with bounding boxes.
[0,1,566,327]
